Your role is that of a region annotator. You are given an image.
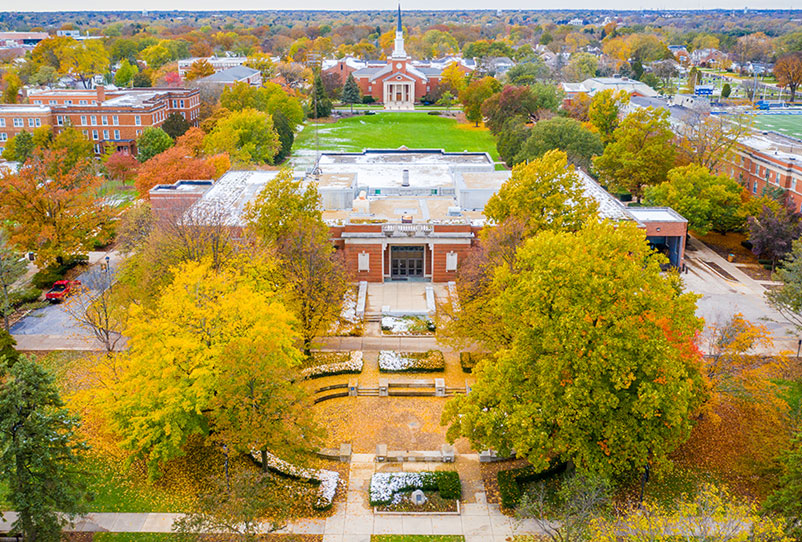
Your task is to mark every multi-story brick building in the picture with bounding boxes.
[720,130,802,211]
[150,149,689,281]
[0,86,201,156]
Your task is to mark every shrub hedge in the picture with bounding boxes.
[436,470,462,500]
[32,254,89,289]
[8,288,42,307]
[369,471,460,506]
[460,352,490,373]
[497,462,566,509]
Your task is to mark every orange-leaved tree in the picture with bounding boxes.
[0,149,108,266]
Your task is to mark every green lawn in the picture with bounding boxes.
[292,112,499,162]
[752,113,802,139]
[372,537,465,542]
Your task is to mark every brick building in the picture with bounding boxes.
[0,86,200,156]
[150,149,688,282]
[719,129,802,211]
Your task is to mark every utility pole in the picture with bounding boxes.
[307,52,322,177]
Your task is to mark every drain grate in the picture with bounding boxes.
[704,260,737,281]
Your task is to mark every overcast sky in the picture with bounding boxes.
[20,0,801,13]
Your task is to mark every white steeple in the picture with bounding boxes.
[391,4,408,60]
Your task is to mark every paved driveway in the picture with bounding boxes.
[11,257,118,338]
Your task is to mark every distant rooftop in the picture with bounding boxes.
[197,66,260,83]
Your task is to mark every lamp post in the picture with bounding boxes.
[796,339,801,360]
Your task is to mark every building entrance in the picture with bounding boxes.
[390,245,424,280]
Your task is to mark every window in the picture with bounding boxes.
[103,130,109,140]
[92,130,98,140]
[136,129,142,136]
[180,99,184,108]
[0,133,6,142]
[446,252,458,272]
[82,130,88,137]
[28,118,35,127]
[90,115,97,125]
[79,100,87,105]
[80,115,87,126]
[49,100,56,105]
[135,116,141,126]
[113,130,120,140]
[102,116,108,126]
[753,182,758,194]
[65,100,72,105]
[112,115,118,126]
[172,100,177,108]
[91,101,96,105]
[0,119,5,127]
[93,144,101,154]
[33,100,42,105]
[56,116,64,126]
[35,119,41,127]
[13,118,23,127]
[792,179,797,192]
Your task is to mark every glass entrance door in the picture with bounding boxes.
[390,246,424,280]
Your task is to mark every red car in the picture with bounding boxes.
[45,280,81,302]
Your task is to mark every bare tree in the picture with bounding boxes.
[674,111,752,171]
[64,265,124,353]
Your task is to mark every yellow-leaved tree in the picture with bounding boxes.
[94,260,319,477]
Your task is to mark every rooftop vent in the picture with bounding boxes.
[448,206,462,217]
[402,169,410,187]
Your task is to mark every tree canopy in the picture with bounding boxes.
[514,117,603,170]
[203,109,280,165]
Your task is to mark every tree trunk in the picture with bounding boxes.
[260,449,268,473]
[2,282,10,332]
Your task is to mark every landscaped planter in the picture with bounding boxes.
[252,450,339,510]
[302,351,363,379]
[381,315,435,335]
[378,350,445,372]
[369,471,461,511]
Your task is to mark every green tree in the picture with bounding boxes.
[341,72,361,113]
[271,111,294,164]
[436,91,457,112]
[310,72,332,118]
[0,357,88,542]
[721,83,732,98]
[443,220,706,477]
[588,89,630,144]
[564,52,599,82]
[505,60,549,85]
[54,39,109,89]
[767,237,802,330]
[0,328,19,366]
[161,112,190,140]
[204,109,280,165]
[2,71,22,103]
[496,120,530,167]
[644,164,744,235]
[29,65,58,87]
[1,131,35,163]
[459,76,500,127]
[51,126,94,172]
[114,59,138,87]
[132,71,152,88]
[514,117,604,170]
[136,126,173,162]
[764,429,802,539]
[593,107,676,200]
[485,150,598,237]
[0,231,27,332]
[140,42,172,69]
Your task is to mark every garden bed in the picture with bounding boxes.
[378,350,445,373]
[331,287,364,336]
[301,351,363,379]
[252,450,340,510]
[369,471,461,511]
[381,315,435,335]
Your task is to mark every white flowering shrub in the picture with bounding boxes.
[378,350,445,372]
[301,351,363,379]
[252,450,339,510]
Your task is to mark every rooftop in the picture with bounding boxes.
[197,66,260,83]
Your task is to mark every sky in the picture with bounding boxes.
[16,0,802,12]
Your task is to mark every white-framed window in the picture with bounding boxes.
[49,100,56,105]
[753,182,758,194]
[0,133,6,142]
[13,118,23,127]
[102,116,108,126]
[33,100,42,104]
[82,130,88,137]
[79,100,87,105]
[27,118,35,127]
[136,129,142,136]
[358,252,370,272]
[91,100,96,105]
[93,143,101,154]
[135,115,141,126]
[65,100,72,105]
[112,115,119,126]
[172,100,177,108]
[0,119,5,127]
[103,130,109,140]
[56,116,63,126]
[113,129,120,140]
[92,130,98,140]
[80,115,87,126]
[792,179,797,192]
[90,115,97,125]
[180,99,184,108]
[35,118,41,127]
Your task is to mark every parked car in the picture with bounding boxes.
[45,280,81,302]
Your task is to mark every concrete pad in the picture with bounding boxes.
[109,513,149,532]
[342,515,373,534]
[141,513,181,533]
[341,535,371,542]
[288,518,326,534]
[372,515,404,534]
[322,535,344,542]
[461,502,490,516]
[401,515,433,534]
[430,515,463,534]
[345,502,373,517]
[489,513,513,534]
[461,515,493,536]
[324,514,347,535]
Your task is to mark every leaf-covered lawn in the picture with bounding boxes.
[371,537,465,542]
[292,113,499,160]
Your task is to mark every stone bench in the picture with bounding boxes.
[376,443,455,463]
